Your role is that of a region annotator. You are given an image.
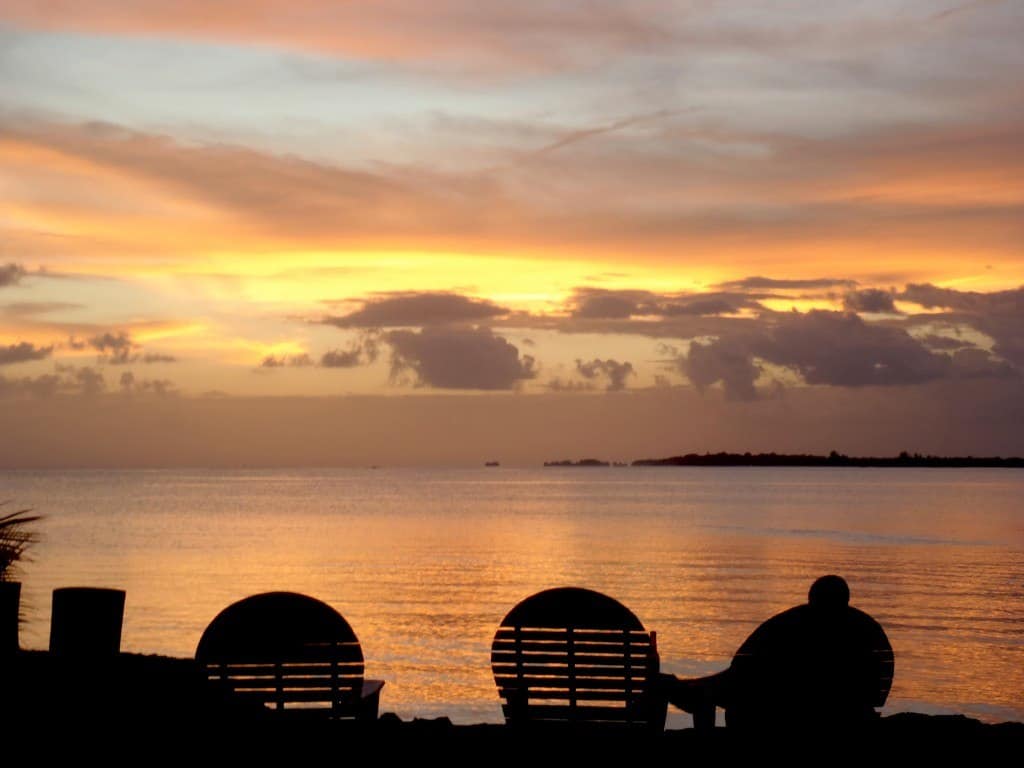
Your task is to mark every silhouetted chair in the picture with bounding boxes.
[491,587,666,732]
[195,592,384,720]
[670,575,894,732]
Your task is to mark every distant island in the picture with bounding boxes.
[631,451,1024,468]
[544,458,611,467]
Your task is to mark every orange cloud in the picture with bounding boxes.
[3,116,1022,292]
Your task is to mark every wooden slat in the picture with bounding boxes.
[204,662,363,677]
[491,651,643,667]
[201,643,363,664]
[499,689,643,702]
[492,640,649,655]
[494,629,651,644]
[222,677,361,690]
[495,676,647,691]
[493,664,645,679]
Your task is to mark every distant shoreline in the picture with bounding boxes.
[543,452,1024,468]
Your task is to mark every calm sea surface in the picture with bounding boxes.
[4,467,1022,725]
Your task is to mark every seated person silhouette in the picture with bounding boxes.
[662,575,893,731]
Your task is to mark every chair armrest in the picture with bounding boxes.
[361,679,385,698]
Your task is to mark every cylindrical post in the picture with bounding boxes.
[0,581,21,654]
[49,587,125,656]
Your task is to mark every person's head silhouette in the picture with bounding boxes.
[808,574,850,610]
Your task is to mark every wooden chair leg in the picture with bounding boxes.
[693,702,716,731]
[358,688,381,721]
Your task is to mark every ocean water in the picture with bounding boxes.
[4,467,1023,726]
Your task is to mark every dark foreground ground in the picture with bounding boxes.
[4,652,1022,762]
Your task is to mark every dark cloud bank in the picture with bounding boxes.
[325,292,509,328]
[387,326,536,390]
[316,283,1023,400]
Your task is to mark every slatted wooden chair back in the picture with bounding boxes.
[196,592,366,717]
[491,587,665,731]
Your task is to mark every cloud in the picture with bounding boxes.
[118,371,176,396]
[762,311,952,387]
[0,342,53,365]
[0,1,680,75]
[900,283,1023,313]
[575,358,635,391]
[842,288,899,313]
[321,336,380,368]
[260,353,314,368]
[5,114,1024,274]
[88,331,138,364]
[86,330,176,364]
[659,295,760,317]
[570,290,649,319]
[1,301,83,318]
[70,366,105,396]
[319,349,362,368]
[716,276,858,291]
[386,326,536,389]
[567,288,760,320]
[900,283,1024,367]
[920,333,974,350]
[49,364,107,396]
[680,337,762,401]
[949,347,1016,379]
[676,308,1016,400]
[0,363,182,399]
[0,263,27,287]
[0,373,61,398]
[325,292,509,328]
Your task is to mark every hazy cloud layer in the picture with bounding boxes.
[3,0,1020,84]
[716,277,858,292]
[325,292,509,328]
[4,381,1022,467]
[0,341,52,365]
[0,363,179,399]
[387,326,536,389]
[4,114,1023,273]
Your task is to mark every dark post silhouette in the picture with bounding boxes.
[49,587,125,657]
[0,580,20,655]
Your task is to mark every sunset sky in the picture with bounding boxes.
[1,1,1022,465]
